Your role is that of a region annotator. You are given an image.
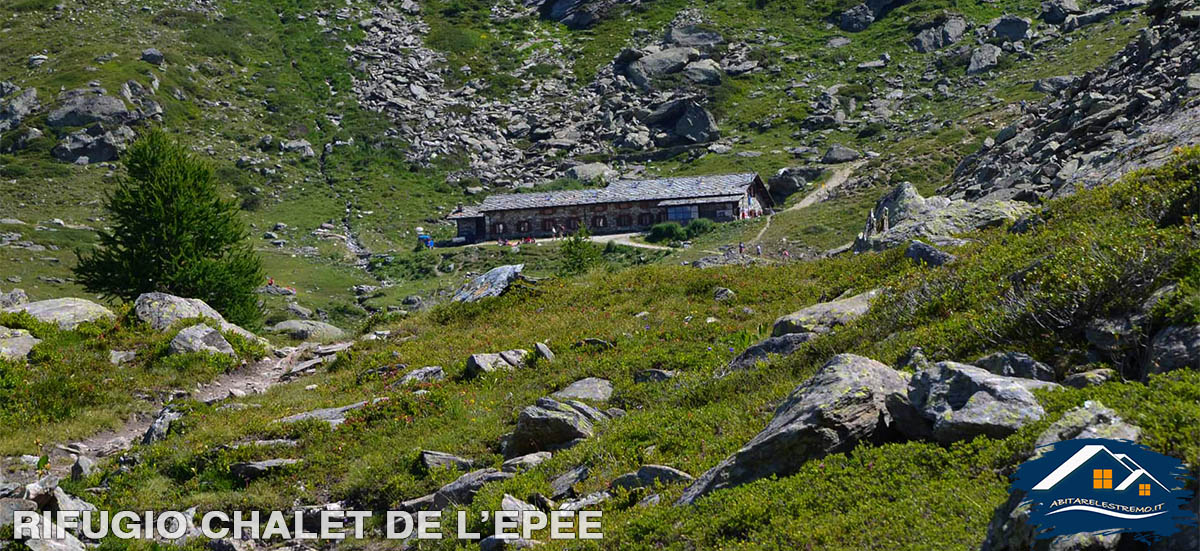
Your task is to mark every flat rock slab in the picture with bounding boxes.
[552,377,613,402]
[275,399,382,428]
[721,332,818,376]
[230,459,301,481]
[4,298,114,330]
[433,468,514,509]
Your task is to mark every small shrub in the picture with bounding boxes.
[685,218,716,239]
[647,222,687,243]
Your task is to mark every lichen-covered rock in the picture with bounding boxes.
[854,183,1032,252]
[420,450,475,471]
[501,451,551,473]
[973,351,1055,381]
[3,298,114,329]
[0,326,40,361]
[898,362,1058,444]
[677,354,907,505]
[453,264,524,303]
[167,324,235,357]
[772,289,880,336]
[506,398,604,457]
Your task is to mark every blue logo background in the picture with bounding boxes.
[1011,438,1195,542]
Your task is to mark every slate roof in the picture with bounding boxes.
[658,194,743,207]
[471,173,759,213]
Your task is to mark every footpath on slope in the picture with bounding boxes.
[43,341,348,477]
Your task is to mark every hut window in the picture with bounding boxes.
[617,214,632,227]
[517,220,532,233]
[592,216,607,228]
[637,213,654,226]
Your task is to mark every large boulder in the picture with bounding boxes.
[0,326,40,361]
[453,264,524,303]
[51,124,135,164]
[720,332,819,376]
[839,3,875,32]
[772,289,881,336]
[167,324,236,357]
[1145,325,1200,376]
[677,354,907,505]
[275,399,382,428]
[896,362,1059,444]
[630,47,699,80]
[268,320,346,341]
[1040,0,1083,24]
[505,398,604,457]
[46,92,130,128]
[910,16,967,53]
[854,183,1032,252]
[683,59,723,85]
[565,162,617,183]
[986,15,1032,42]
[821,144,861,164]
[973,352,1055,382]
[3,298,114,330]
[673,102,720,144]
[967,44,1002,74]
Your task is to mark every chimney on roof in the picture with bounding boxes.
[455,202,463,213]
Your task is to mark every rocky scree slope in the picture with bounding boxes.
[945,0,1200,202]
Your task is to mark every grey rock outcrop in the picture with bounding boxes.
[904,240,956,267]
[454,264,524,303]
[853,183,1032,252]
[47,92,130,128]
[677,354,907,505]
[967,44,1002,75]
[895,362,1059,444]
[505,397,611,457]
[432,468,514,509]
[911,16,967,53]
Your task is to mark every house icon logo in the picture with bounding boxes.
[1011,438,1196,542]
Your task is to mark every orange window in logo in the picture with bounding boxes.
[1093,469,1113,489]
[1139,484,1151,496]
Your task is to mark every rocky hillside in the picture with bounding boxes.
[2,0,1200,550]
